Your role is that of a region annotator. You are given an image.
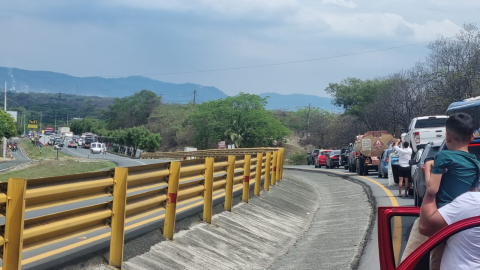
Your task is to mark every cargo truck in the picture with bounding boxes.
[348,131,395,175]
[57,127,70,136]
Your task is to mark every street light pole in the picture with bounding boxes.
[3,81,7,158]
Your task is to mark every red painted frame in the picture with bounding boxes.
[378,206,480,270]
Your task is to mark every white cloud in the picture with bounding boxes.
[322,0,357,9]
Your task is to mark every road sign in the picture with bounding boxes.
[373,139,384,149]
[6,111,17,122]
[218,141,226,149]
[28,119,38,129]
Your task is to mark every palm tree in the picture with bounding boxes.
[224,116,251,148]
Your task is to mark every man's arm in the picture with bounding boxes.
[424,160,443,196]
[419,193,448,236]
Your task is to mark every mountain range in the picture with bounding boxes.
[0,67,337,111]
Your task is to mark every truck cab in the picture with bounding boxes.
[402,116,447,154]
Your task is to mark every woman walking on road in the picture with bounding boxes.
[393,139,412,197]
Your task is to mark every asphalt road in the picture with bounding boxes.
[285,165,415,270]
[0,138,31,172]
[38,136,169,167]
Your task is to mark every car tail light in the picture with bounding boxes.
[422,164,425,175]
[385,157,389,163]
[332,156,338,159]
[353,152,356,157]
[414,132,420,144]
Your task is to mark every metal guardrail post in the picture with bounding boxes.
[276,149,282,182]
[272,151,277,185]
[242,155,251,203]
[3,177,27,270]
[109,167,128,268]
[164,161,181,239]
[264,152,271,191]
[254,153,262,196]
[203,157,214,223]
[224,156,235,211]
[280,148,285,179]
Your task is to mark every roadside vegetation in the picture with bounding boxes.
[18,139,67,160]
[0,159,116,181]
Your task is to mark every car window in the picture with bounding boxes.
[70,140,75,143]
[425,146,440,159]
[468,144,480,161]
[414,118,446,128]
[313,149,320,155]
[414,149,424,162]
[333,150,341,155]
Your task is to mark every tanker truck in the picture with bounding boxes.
[347,130,395,175]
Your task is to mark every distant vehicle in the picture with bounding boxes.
[326,150,341,169]
[83,137,94,149]
[377,149,394,178]
[446,96,480,135]
[402,115,447,154]
[308,149,320,165]
[340,148,349,169]
[351,131,395,175]
[67,140,77,149]
[315,150,331,168]
[90,143,103,154]
[63,131,74,139]
[57,127,70,136]
[44,127,54,135]
[77,139,83,146]
[54,139,64,147]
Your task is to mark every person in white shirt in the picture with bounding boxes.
[393,139,413,197]
[419,191,480,270]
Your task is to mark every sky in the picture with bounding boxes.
[0,0,478,97]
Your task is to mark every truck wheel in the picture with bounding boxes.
[356,159,363,175]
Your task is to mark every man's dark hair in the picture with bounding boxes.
[446,113,474,143]
[403,141,409,148]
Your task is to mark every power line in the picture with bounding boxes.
[5,40,437,79]
[136,40,433,77]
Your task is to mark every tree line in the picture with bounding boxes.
[300,23,480,150]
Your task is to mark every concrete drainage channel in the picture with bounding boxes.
[282,168,377,270]
[55,172,372,270]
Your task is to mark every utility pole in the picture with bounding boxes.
[55,111,57,131]
[193,90,197,106]
[23,109,26,136]
[3,81,7,158]
[40,112,43,131]
[307,103,311,129]
[67,114,68,125]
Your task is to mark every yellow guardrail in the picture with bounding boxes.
[0,147,285,270]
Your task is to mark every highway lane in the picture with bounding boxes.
[285,165,415,270]
[38,135,169,167]
[0,138,31,172]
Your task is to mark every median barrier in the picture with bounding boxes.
[0,147,284,270]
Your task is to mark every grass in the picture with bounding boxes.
[0,159,116,181]
[18,139,68,160]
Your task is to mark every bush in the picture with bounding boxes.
[287,151,307,165]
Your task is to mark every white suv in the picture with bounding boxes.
[402,115,448,154]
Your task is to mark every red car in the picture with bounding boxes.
[378,206,480,270]
[67,140,77,149]
[315,150,331,168]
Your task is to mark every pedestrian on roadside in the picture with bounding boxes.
[393,139,412,197]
